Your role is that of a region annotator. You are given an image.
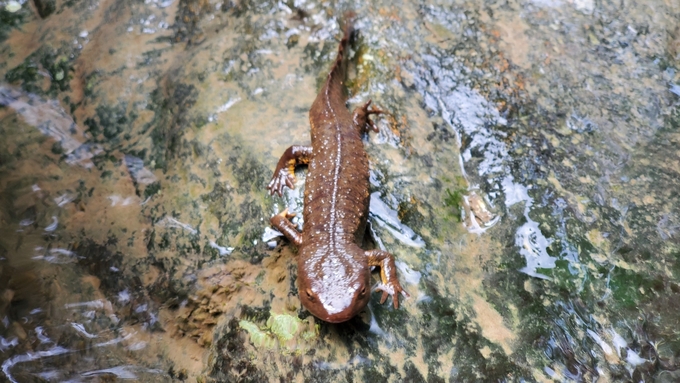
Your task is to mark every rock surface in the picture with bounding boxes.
[0,0,679,381]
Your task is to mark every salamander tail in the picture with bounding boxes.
[325,12,357,98]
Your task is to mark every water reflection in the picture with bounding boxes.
[1,294,167,382]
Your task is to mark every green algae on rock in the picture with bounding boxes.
[238,311,318,350]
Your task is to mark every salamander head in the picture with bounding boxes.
[297,247,370,323]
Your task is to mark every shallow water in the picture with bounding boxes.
[1,0,679,381]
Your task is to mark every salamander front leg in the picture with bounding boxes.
[271,208,303,246]
[352,99,386,134]
[365,249,410,308]
[267,145,313,196]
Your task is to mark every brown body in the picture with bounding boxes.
[267,19,407,323]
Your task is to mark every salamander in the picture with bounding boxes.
[266,17,409,323]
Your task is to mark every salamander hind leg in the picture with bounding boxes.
[352,100,386,134]
[270,208,303,246]
[267,145,313,196]
[365,249,410,308]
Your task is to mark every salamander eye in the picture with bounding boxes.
[359,286,366,296]
[305,289,314,301]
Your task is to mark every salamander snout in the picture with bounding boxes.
[300,280,370,323]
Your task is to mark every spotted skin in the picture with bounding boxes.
[266,18,409,323]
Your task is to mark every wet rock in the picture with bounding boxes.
[286,34,299,49]
[147,81,198,171]
[462,191,498,233]
[0,2,28,42]
[173,261,259,346]
[10,321,27,341]
[0,284,13,313]
[172,0,211,44]
[208,317,269,382]
[33,0,55,18]
[1,0,679,381]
